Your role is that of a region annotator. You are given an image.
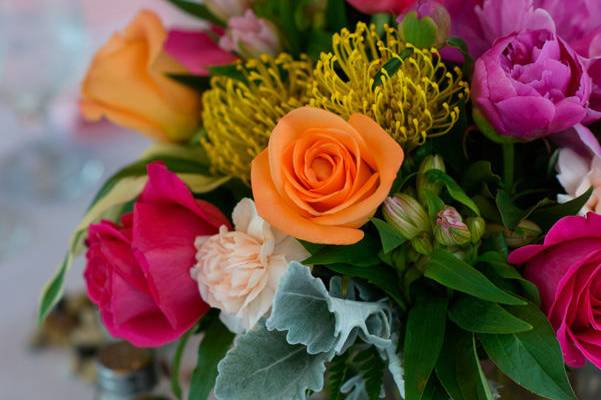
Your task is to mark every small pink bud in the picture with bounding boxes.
[219,10,281,58]
[434,206,471,246]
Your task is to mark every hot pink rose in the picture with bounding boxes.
[509,213,601,369]
[346,0,416,15]
[84,163,230,347]
[164,28,237,76]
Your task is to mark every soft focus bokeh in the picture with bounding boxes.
[0,1,200,398]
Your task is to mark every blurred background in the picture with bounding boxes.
[0,0,201,398]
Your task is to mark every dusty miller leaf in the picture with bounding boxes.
[214,321,329,400]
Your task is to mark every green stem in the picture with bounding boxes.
[502,143,515,193]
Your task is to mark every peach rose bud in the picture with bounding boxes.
[251,107,404,245]
[80,10,202,142]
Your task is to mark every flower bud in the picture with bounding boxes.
[205,0,253,21]
[383,194,430,240]
[434,206,471,246]
[219,10,281,58]
[411,233,433,255]
[504,220,542,248]
[398,1,451,48]
[466,217,486,244]
[417,155,445,202]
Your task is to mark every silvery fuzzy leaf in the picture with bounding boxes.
[341,375,370,400]
[214,321,330,400]
[265,262,338,354]
[378,334,405,398]
[264,262,405,399]
[266,262,393,355]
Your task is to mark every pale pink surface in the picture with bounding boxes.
[164,29,236,76]
[85,163,230,347]
[509,213,601,368]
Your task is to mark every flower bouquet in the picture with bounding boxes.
[39,0,601,399]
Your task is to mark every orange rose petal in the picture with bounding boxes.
[80,10,200,142]
[252,150,365,245]
[269,108,359,191]
[314,172,380,218]
[311,114,403,227]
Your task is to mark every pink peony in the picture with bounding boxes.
[509,213,601,369]
[346,0,416,14]
[164,28,237,76]
[472,29,594,141]
[441,0,601,59]
[84,163,231,347]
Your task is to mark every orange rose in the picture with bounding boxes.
[251,107,404,245]
[81,10,201,142]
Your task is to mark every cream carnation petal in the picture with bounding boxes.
[191,199,310,332]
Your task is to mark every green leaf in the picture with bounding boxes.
[401,12,438,49]
[425,249,526,306]
[325,0,347,32]
[479,304,577,400]
[372,218,406,254]
[404,290,448,400]
[472,108,517,145]
[171,328,194,400]
[307,29,334,59]
[449,296,532,334]
[425,169,481,216]
[372,48,414,88]
[495,190,525,230]
[304,235,381,267]
[189,319,235,400]
[461,161,501,195]
[446,37,474,77]
[214,322,330,400]
[38,254,72,324]
[254,0,301,56]
[477,252,540,305]
[327,353,351,400]
[208,64,247,82]
[168,73,211,91]
[422,376,450,400]
[165,0,225,26]
[436,324,493,400]
[423,190,446,219]
[352,347,387,400]
[321,263,406,310]
[266,262,395,354]
[529,187,593,231]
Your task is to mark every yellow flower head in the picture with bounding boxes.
[310,22,469,148]
[202,53,313,182]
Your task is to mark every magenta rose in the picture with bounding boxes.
[346,0,416,14]
[164,28,237,76]
[509,213,601,369]
[472,29,593,141]
[84,163,230,347]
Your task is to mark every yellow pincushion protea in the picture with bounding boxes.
[202,53,312,182]
[310,22,469,148]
